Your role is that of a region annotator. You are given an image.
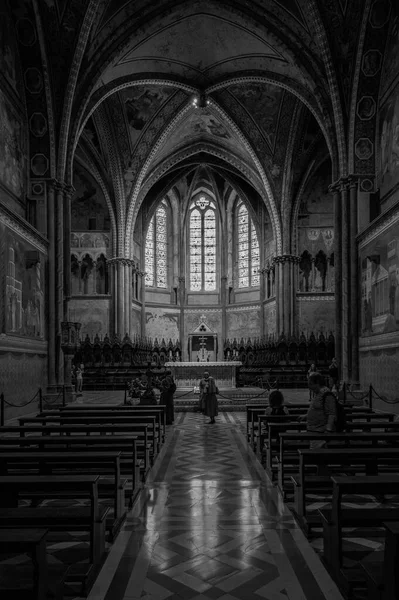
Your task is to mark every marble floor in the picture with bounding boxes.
[87,411,344,600]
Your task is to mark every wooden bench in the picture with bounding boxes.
[15,419,153,473]
[20,415,157,465]
[0,450,126,539]
[360,521,399,600]
[0,528,48,600]
[0,474,108,566]
[292,447,399,534]
[59,404,167,441]
[265,424,399,492]
[0,435,141,502]
[319,475,399,594]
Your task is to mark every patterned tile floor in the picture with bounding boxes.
[87,410,344,600]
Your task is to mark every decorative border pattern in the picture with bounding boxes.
[226,305,261,312]
[184,308,223,314]
[297,294,335,301]
[0,205,47,253]
[358,198,399,248]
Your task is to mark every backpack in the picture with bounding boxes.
[271,406,286,416]
[322,391,346,432]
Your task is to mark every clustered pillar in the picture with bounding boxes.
[108,258,135,337]
[329,177,359,384]
[274,255,300,337]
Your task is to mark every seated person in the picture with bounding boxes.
[261,390,289,434]
[265,390,289,416]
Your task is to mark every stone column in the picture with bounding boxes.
[47,180,57,387]
[329,183,342,376]
[140,271,146,337]
[63,185,74,321]
[349,176,359,382]
[116,261,125,335]
[260,268,266,337]
[55,183,65,384]
[221,275,227,349]
[124,261,131,336]
[178,276,185,360]
[340,178,350,381]
[109,260,117,335]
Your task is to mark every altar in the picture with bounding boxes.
[165,361,241,389]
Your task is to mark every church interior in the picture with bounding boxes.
[1,0,399,599]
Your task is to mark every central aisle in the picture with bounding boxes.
[88,412,344,600]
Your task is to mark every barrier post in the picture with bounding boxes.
[62,385,66,407]
[124,382,127,405]
[343,382,347,404]
[369,384,373,411]
[39,388,43,413]
[0,393,4,426]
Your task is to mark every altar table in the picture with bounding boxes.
[165,361,241,389]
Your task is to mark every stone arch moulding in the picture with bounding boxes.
[65,78,197,185]
[208,74,339,181]
[127,141,280,259]
[124,98,282,257]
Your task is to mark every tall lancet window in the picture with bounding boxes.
[189,196,217,291]
[237,202,260,287]
[145,204,167,288]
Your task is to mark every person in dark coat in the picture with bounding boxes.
[160,375,177,425]
[199,371,219,424]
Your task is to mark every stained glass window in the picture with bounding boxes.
[237,203,260,288]
[189,196,217,291]
[145,205,168,288]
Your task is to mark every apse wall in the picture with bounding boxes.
[0,16,47,419]
[358,28,399,405]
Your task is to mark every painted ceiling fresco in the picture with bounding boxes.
[119,85,175,152]
[151,107,253,170]
[227,83,284,152]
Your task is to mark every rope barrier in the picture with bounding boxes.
[43,387,64,406]
[3,388,40,408]
[371,385,399,405]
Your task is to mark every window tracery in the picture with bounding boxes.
[189,196,216,291]
[145,204,168,288]
[237,203,260,288]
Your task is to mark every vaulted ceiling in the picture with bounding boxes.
[8,0,392,255]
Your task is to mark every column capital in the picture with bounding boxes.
[273,254,300,264]
[108,257,135,267]
[328,176,350,193]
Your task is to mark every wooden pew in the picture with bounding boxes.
[0,474,108,567]
[59,404,167,441]
[256,411,394,458]
[0,528,48,600]
[266,423,399,492]
[319,475,399,594]
[361,521,399,600]
[20,414,158,463]
[0,435,141,503]
[0,450,126,539]
[292,447,399,534]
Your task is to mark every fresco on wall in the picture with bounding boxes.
[380,6,399,97]
[120,85,174,150]
[227,309,260,339]
[131,309,141,337]
[0,88,27,198]
[227,83,283,149]
[298,300,335,335]
[360,218,399,336]
[264,301,276,336]
[68,299,110,339]
[146,308,179,342]
[379,80,399,199]
[0,8,19,94]
[72,164,111,230]
[1,222,45,339]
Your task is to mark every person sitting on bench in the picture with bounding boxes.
[306,372,337,450]
[265,390,289,416]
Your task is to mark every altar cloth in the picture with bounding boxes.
[165,361,241,389]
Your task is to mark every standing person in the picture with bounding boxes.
[160,375,177,425]
[199,371,219,424]
[306,372,337,449]
[307,363,317,399]
[75,366,83,395]
[328,358,339,390]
